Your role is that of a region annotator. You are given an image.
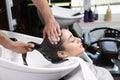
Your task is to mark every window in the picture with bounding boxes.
[71,0,83,7]
[71,0,120,6]
[89,0,120,14]
[71,0,120,21]
[71,0,120,14]
[90,0,120,6]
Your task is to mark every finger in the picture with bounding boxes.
[54,41,58,45]
[28,48,33,51]
[51,26,61,42]
[43,32,46,39]
[56,26,61,36]
[28,43,35,48]
[43,29,47,39]
[43,28,51,39]
[49,28,58,42]
[53,25,61,42]
[48,36,54,44]
[53,28,59,41]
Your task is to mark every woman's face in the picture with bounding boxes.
[60,29,85,57]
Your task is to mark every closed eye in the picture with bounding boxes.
[69,35,75,43]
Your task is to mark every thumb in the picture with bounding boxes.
[43,32,46,39]
[27,43,35,48]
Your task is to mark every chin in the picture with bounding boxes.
[81,48,85,53]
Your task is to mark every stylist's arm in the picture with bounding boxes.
[0,30,34,53]
[32,0,61,44]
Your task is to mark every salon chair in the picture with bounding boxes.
[83,27,120,71]
[69,25,120,71]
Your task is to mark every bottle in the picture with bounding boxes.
[105,5,111,21]
[88,8,94,22]
[93,5,98,20]
[84,9,89,22]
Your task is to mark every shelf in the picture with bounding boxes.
[79,21,120,27]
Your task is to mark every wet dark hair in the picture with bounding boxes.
[22,28,69,65]
[37,35,66,63]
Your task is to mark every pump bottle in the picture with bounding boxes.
[93,5,98,20]
[105,5,111,21]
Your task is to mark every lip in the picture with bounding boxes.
[79,44,83,48]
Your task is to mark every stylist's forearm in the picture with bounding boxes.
[32,0,54,24]
[0,30,13,48]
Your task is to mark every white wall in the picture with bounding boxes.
[78,21,120,38]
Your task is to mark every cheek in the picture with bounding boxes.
[64,44,85,55]
[79,47,85,54]
[73,46,84,53]
[64,44,75,51]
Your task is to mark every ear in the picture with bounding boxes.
[57,51,68,58]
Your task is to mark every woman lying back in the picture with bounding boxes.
[37,28,114,80]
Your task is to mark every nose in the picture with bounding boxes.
[75,37,81,43]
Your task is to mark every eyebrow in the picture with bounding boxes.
[68,34,73,41]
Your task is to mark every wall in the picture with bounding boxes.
[78,20,120,38]
[0,0,9,30]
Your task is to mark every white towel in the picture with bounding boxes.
[79,52,93,63]
[67,57,97,80]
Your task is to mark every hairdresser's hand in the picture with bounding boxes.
[7,41,34,53]
[43,18,61,44]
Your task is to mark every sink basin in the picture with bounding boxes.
[51,6,84,28]
[0,30,79,80]
[37,6,83,28]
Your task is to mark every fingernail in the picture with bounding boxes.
[51,41,54,44]
[55,42,58,45]
[57,37,60,41]
[32,44,35,47]
[30,44,34,47]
